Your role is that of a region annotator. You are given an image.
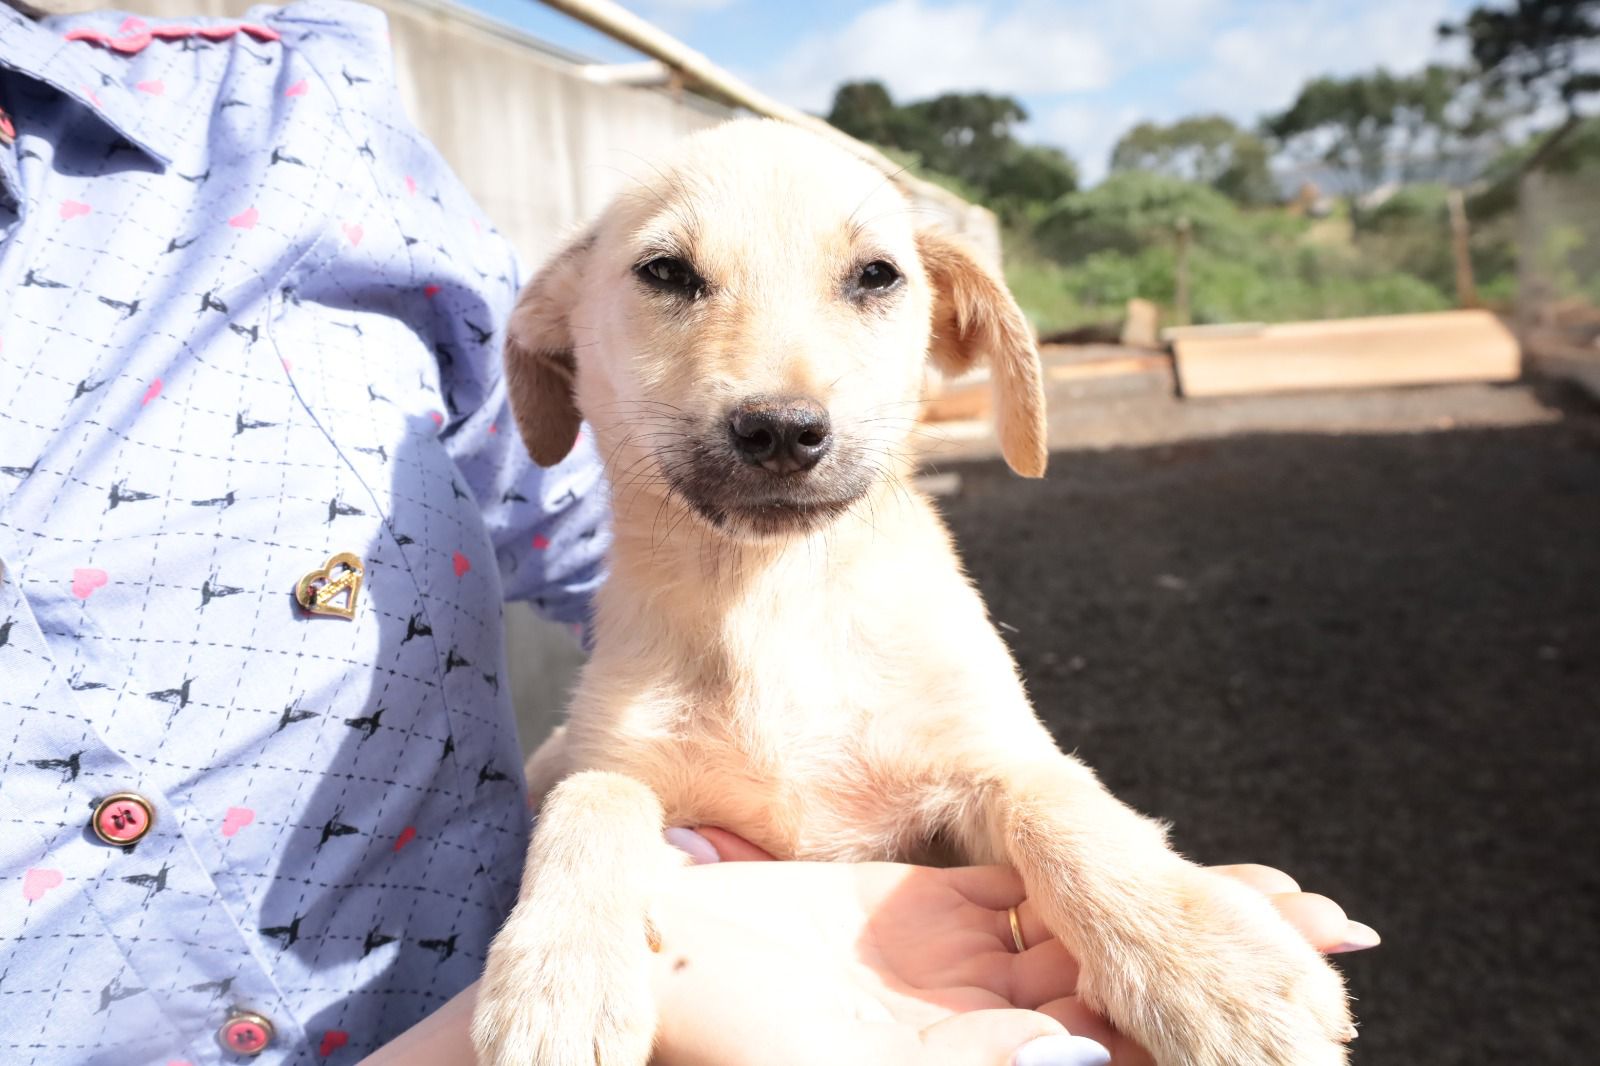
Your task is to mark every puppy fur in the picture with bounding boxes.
[472,119,1352,1066]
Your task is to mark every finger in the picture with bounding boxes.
[1209,863,1300,895]
[1009,896,1056,952]
[940,864,1029,910]
[1034,999,1141,1064]
[1007,938,1082,1008]
[917,1009,1108,1066]
[1328,920,1382,954]
[687,826,777,862]
[1270,891,1354,951]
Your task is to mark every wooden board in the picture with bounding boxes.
[1173,310,1521,398]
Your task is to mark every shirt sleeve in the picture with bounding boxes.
[279,0,610,625]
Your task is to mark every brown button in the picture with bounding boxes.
[218,1011,274,1056]
[90,792,155,846]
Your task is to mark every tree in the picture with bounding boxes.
[826,81,903,148]
[1034,171,1242,262]
[824,82,1077,216]
[1110,115,1277,205]
[1442,0,1600,116]
[1264,66,1494,198]
[985,145,1079,215]
[898,91,1031,191]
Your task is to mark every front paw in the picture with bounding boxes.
[471,900,657,1066]
[1084,866,1353,1066]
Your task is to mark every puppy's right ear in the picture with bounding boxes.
[505,231,594,467]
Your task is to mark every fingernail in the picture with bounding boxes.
[1329,920,1382,953]
[1013,1034,1112,1066]
[664,827,721,865]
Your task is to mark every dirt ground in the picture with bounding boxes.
[934,379,1600,1065]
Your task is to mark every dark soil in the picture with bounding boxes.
[939,394,1600,1064]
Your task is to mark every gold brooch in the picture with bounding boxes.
[294,552,364,620]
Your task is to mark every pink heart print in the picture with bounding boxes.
[23,868,63,901]
[342,222,363,246]
[135,78,164,95]
[71,568,109,599]
[142,379,163,406]
[285,79,307,97]
[452,552,471,578]
[319,1030,349,1057]
[59,200,92,220]
[221,807,255,837]
[393,826,417,851]
[229,206,258,229]
[531,534,550,551]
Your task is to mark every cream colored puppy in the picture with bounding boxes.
[472,119,1353,1066]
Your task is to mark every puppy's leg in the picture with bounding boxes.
[523,723,570,811]
[956,756,1352,1066]
[472,770,674,1066]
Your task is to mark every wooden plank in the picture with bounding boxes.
[1048,354,1170,383]
[1173,310,1521,398]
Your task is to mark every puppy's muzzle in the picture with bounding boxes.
[727,397,832,476]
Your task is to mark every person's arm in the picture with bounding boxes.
[361,835,1376,1066]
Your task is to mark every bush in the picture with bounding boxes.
[1034,172,1245,260]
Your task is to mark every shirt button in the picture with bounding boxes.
[217,1011,275,1056]
[89,792,156,846]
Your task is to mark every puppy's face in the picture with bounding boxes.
[507,119,1046,540]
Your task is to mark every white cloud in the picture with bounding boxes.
[1025,100,1143,184]
[754,0,1114,113]
[734,0,1476,184]
[1184,0,1465,122]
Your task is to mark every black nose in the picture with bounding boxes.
[728,398,833,474]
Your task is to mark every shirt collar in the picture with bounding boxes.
[0,6,176,167]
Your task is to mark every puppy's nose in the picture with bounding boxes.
[728,398,833,474]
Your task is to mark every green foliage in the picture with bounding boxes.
[1110,115,1277,205]
[1264,65,1482,194]
[825,81,1077,219]
[1033,172,1242,260]
[1442,0,1600,108]
[823,29,1595,332]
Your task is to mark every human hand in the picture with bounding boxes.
[663,830,1377,1066]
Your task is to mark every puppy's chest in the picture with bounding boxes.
[591,698,925,863]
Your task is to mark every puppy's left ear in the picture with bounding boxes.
[917,230,1047,477]
[505,230,594,467]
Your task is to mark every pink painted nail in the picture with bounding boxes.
[664,827,720,865]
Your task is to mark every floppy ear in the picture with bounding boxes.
[917,230,1048,477]
[505,231,594,467]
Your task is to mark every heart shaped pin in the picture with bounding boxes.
[294,552,364,620]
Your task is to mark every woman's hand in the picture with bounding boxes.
[361,830,1376,1066]
[666,829,1377,1066]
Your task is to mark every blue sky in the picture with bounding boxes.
[461,0,1481,181]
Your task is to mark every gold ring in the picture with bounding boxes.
[1008,905,1028,953]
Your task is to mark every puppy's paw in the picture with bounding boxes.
[471,901,657,1066]
[1083,866,1353,1066]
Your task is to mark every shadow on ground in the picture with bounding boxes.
[937,398,1600,1065]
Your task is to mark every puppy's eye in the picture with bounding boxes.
[856,260,901,292]
[636,256,704,298]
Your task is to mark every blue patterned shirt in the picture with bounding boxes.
[0,4,607,1062]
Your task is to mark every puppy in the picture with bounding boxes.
[472,119,1353,1066]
